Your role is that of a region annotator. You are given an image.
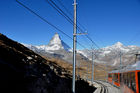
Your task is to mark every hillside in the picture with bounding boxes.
[43,56,113,81]
[0,33,96,93]
[23,33,113,81]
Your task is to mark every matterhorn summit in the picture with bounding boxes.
[23,33,74,63]
[46,33,71,51]
[23,33,71,52]
[48,33,62,46]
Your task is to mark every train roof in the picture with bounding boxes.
[109,70,120,73]
[109,61,140,73]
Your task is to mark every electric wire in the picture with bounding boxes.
[56,0,100,49]
[57,0,87,31]
[46,0,100,49]
[56,0,93,48]
[46,0,91,48]
[57,0,98,48]
[16,0,87,49]
[16,0,103,80]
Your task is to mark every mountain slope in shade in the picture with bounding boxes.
[0,33,95,93]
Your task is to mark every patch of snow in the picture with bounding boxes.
[45,45,62,51]
[77,50,88,57]
[42,74,46,76]
[35,45,46,50]
[48,33,62,46]
[112,60,118,66]
[119,47,129,52]
[27,56,32,60]
[113,42,123,48]
[103,51,111,54]
[132,63,137,67]
[102,42,132,53]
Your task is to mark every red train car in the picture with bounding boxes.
[108,70,120,87]
[108,73,113,83]
[108,61,140,93]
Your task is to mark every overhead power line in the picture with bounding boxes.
[16,0,86,49]
[57,0,100,49]
[56,0,92,48]
[57,0,87,31]
[46,0,73,24]
[46,0,100,49]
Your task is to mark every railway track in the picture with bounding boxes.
[94,81,109,93]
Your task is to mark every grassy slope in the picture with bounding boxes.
[43,55,113,81]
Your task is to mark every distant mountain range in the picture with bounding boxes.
[79,42,140,66]
[23,33,140,67]
[23,33,88,64]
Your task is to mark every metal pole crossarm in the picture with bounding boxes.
[73,33,88,36]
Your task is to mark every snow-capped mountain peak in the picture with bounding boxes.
[46,33,71,51]
[103,42,129,52]
[113,42,123,48]
[106,42,124,49]
[23,33,71,52]
[48,33,62,46]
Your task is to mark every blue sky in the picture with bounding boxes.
[0,0,140,49]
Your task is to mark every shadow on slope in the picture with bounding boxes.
[0,33,96,93]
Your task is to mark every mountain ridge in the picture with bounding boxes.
[23,33,71,53]
[23,33,140,67]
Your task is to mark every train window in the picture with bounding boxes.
[120,73,122,83]
[123,73,127,85]
[128,73,131,88]
[127,73,129,87]
[138,72,140,93]
[113,74,118,82]
[108,74,112,78]
[131,72,136,92]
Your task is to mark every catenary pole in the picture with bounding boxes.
[120,52,122,70]
[91,51,94,84]
[72,0,77,93]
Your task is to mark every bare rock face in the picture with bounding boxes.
[0,33,96,93]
